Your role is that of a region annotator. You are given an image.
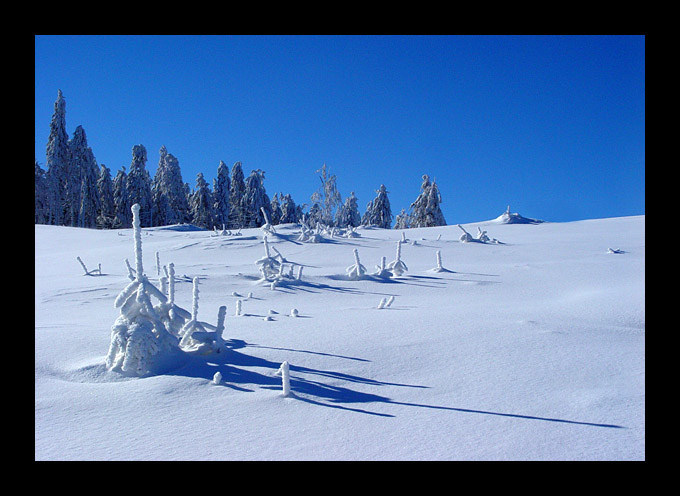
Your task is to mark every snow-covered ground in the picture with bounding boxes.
[34,214,645,460]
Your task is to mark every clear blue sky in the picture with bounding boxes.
[35,35,645,224]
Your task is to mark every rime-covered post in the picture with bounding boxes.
[276,361,291,397]
[296,265,303,280]
[167,263,176,305]
[436,250,442,270]
[77,256,89,275]
[155,251,161,276]
[235,299,242,316]
[191,277,200,321]
[346,248,367,279]
[387,240,408,276]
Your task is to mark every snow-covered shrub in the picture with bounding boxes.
[346,249,368,280]
[155,262,191,336]
[431,250,453,273]
[255,235,302,287]
[373,256,393,278]
[178,278,226,354]
[260,206,276,235]
[457,224,474,243]
[76,256,101,276]
[386,241,408,276]
[106,204,182,377]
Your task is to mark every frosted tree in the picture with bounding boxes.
[44,89,70,226]
[346,249,368,280]
[126,145,153,227]
[106,204,181,376]
[409,175,446,228]
[178,278,226,354]
[279,193,299,224]
[35,160,49,224]
[362,184,392,229]
[270,193,281,225]
[151,146,172,227]
[190,172,215,229]
[70,126,100,228]
[212,160,231,229]
[386,240,408,276]
[243,169,271,228]
[394,208,410,230]
[314,163,341,226]
[96,164,116,229]
[159,148,191,225]
[112,167,131,228]
[335,191,361,228]
[229,161,246,228]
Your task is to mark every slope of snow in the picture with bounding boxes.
[35,215,645,460]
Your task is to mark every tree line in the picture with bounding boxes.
[35,90,447,231]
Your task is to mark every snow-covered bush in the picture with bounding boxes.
[178,277,226,354]
[106,203,182,376]
[386,241,408,276]
[255,235,302,287]
[373,256,393,278]
[155,262,191,336]
[346,249,368,280]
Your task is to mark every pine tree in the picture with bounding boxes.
[270,193,281,225]
[212,160,231,229]
[229,161,246,228]
[70,126,100,228]
[409,175,446,228]
[152,146,189,227]
[125,145,153,227]
[242,169,271,228]
[190,172,214,229]
[97,164,116,229]
[44,89,70,226]
[35,159,49,224]
[336,191,361,228]
[279,193,299,224]
[394,208,411,229]
[113,167,131,228]
[362,184,392,228]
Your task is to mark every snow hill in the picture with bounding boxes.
[35,215,645,460]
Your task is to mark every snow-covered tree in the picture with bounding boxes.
[44,89,70,226]
[125,145,153,227]
[270,193,281,225]
[335,191,361,228]
[314,163,341,226]
[113,167,131,228]
[394,208,410,230]
[35,160,49,224]
[69,126,100,228]
[242,169,271,228]
[152,146,190,227]
[190,172,214,229]
[279,193,299,224]
[106,203,181,376]
[97,164,116,229]
[213,160,231,229]
[409,175,446,228]
[362,184,392,229]
[229,161,246,228]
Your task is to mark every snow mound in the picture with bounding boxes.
[491,206,544,225]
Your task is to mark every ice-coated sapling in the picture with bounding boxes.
[386,241,408,276]
[346,248,367,280]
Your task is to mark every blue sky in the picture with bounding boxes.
[35,35,645,224]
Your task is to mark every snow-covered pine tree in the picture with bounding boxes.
[409,175,446,228]
[270,193,281,225]
[362,184,392,228]
[151,146,172,227]
[279,193,299,224]
[125,145,153,227]
[165,150,190,225]
[112,167,131,228]
[212,160,231,229]
[394,208,410,229]
[229,161,246,228]
[35,160,49,224]
[69,126,100,228]
[190,172,215,229]
[336,191,361,228]
[97,164,116,229]
[44,89,70,226]
[243,169,271,228]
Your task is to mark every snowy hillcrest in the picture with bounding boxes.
[35,214,645,460]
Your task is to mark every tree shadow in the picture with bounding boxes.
[165,340,624,428]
